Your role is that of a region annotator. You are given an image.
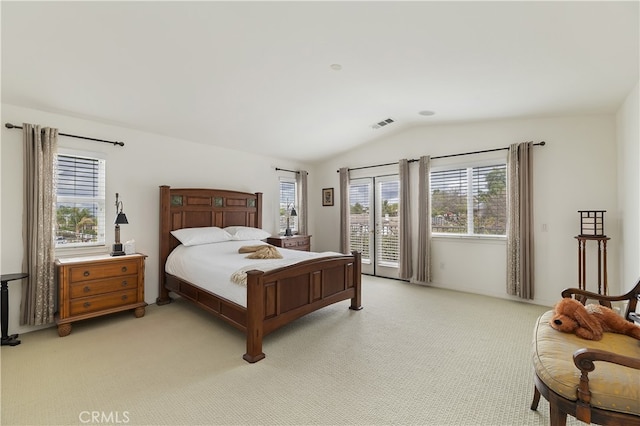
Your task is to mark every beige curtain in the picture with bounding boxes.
[507,142,534,299]
[21,124,58,326]
[416,156,432,283]
[296,170,308,235]
[339,167,350,254]
[398,159,412,280]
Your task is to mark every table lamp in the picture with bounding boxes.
[284,205,297,236]
[111,193,128,256]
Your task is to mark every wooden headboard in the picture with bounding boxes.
[158,185,263,302]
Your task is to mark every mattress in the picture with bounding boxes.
[165,240,342,307]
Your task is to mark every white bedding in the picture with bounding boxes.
[165,240,342,307]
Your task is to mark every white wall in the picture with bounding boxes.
[1,103,312,336]
[1,103,633,336]
[616,81,640,293]
[311,115,620,307]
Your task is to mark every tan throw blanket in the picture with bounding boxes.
[230,248,343,287]
[231,245,286,286]
[238,245,283,259]
[230,258,295,287]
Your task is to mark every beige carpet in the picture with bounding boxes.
[1,275,586,425]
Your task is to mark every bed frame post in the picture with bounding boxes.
[254,192,263,229]
[350,251,363,311]
[243,269,266,363]
[157,185,172,305]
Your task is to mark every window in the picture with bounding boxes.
[278,177,297,234]
[55,153,106,248]
[349,180,371,260]
[430,163,506,236]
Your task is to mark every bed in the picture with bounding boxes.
[157,185,362,363]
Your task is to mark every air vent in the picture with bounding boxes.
[371,118,395,129]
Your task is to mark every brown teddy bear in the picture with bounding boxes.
[549,297,640,341]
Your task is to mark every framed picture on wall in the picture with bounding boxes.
[322,188,334,206]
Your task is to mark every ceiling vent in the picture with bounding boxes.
[371,118,395,129]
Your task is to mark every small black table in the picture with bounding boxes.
[1,272,28,346]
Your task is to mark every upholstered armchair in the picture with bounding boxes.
[531,280,640,426]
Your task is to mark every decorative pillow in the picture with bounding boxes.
[224,226,271,241]
[171,227,232,246]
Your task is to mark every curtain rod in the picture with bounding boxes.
[340,159,419,173]
[275,167,310,175]
[337,141,545,172]
[275,167,299,174]
[5,123,125,147]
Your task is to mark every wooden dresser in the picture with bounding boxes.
[55,253,147,337]
[266,235,311,251]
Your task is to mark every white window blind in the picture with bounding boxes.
[377,179,399,265]
[472,165,507,235]
[349,182,370,260]
[431,164,506,236]
[55,154,106,247]
[278,178,297,234]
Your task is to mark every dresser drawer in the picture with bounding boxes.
[69,260,139,283]
[70,275,138,299]
[267,236,311,251]
[69,289,138,316]
[282,238,310,249]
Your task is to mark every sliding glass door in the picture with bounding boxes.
[349,176,400,278]
[349,179,373,274]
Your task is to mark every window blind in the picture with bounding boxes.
[430,168,468,234]
[57,155,102,196]
[472,164,507,235]
[348,182,370,259]
[55,154,106,246]
[278,179,297,233]
[430,164,506,236]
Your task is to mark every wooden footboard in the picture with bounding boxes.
[161,251,362,363]
[244,251,362,362]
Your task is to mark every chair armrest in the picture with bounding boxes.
[562,279,640,302]
[562,279,640,319]
[561,287,616,308]
[572,347,640,422]
[562,287,627,303]
[574,347,640,371]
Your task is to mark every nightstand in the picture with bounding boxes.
[266,235,311,252]
[55,253,147,337]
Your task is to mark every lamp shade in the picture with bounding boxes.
[578,210,605,236]
[290,208,297,217]
[115,212,129,225]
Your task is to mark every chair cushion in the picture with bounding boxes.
[533,310,640,416]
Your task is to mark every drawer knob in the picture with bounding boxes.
[121,280,128,287]
[83,302,91,308]
[83,286,91,293]
[121,266,128,273]
[83,270,90,277]
[121,295,128,301]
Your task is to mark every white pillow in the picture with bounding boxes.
[171,227,232,246]
[224,226,271,241]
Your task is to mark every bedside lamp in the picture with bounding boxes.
[284,205,297,237]
[111,193,128,256]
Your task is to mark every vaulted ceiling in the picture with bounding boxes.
[2,1,638,162]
